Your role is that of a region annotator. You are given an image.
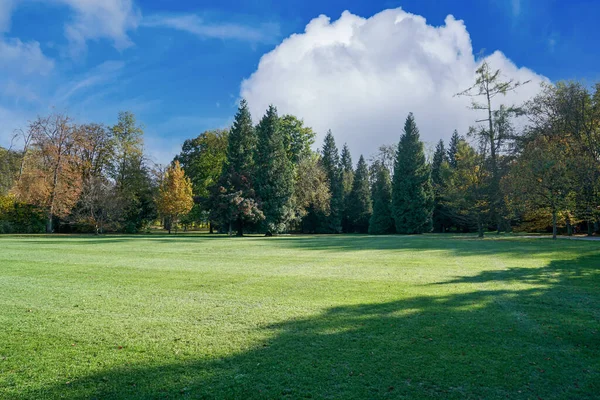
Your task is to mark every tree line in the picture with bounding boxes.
[1,63,599,238]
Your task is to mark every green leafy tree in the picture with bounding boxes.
[505,135,574,239]
[279,115,315,165]
[319,131,343,233]
[110,112,157,233]
[292,153,331,232]
[445,140,488,236]
[347,155,372,233]
[368,162,394,235]
[392,113,434,234]
[175,130,228,198]
[0,146,21,196]
[254,105,295,234]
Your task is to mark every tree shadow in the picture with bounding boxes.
[17,253,600,399]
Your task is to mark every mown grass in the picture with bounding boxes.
[0,234,598,399]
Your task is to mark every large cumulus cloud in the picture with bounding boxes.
[241,8,548,158]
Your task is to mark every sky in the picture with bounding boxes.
[1,0,599,164]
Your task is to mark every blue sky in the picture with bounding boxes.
[1,0,599,163]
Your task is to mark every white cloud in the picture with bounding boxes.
[55,0,141,56]
[0,37,54,75]
[241,8,548,159]
[142,14,280,44]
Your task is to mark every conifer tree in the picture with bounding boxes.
[212,99,261,236]
[226,99,256,174]
[368,162,394,234]
[447,130,461,169]
[431,139,452,232]
[319,131,343,233]
[392,113,434,234]
[254,105,294,234]
[347,155,372,233]
[340,143,354,232]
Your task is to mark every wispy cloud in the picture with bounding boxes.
[142,14,280,44]
[0,0,14,33]
[53,61,125,104]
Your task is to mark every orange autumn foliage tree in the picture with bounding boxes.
[157,161,194,233]
[12,114,82,233]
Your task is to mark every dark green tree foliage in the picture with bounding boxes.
[226,99,257,174]
[447,130,461,169]
[347,155,372,233]
[340,143,354,233]
[368,162,394,235]
[254,105,294,234]
[212,100,261,236]
[431,140,447,187]
[319,131,343,233]
[392,113,434,234]
[431,140,452,232]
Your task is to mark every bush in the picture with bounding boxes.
[0,195,46,233]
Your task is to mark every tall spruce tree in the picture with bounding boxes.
[392,113,434,234]
[226,99,256,174]
[431,139,452,232]
[447,130,461,169]
[254,105,294,234]
[212,99,261,236]
[369,162,394,234]
[320,131,343,233]
[347,155,372,233]
[340,143,354,233]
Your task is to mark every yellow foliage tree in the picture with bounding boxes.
[157,161,194,233]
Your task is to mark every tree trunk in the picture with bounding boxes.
[552,209,558,240]
[566,216,572,236]
[46,214,53,234]
[477,215,484,238]
[236,217,244,237]
[209,222,214,234]
[228,221,232,236]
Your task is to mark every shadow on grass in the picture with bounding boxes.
[19,253,600,399]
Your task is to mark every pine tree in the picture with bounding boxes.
[392,113,434,234]
[340,143,354,233]
[254,105,294,234]
[226,99,256,174]
[212,99,261,236]
[447,130,461,169]
[431,139,452,232]
[369,162,394,234]
[347,155,372,233]
[319,131,343,233]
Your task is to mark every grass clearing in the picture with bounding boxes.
[0,234,598,399]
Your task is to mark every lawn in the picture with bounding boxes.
[0,234,598,399]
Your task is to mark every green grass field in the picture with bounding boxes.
[0,234,598,399]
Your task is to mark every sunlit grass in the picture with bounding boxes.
[0,234,598,399]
